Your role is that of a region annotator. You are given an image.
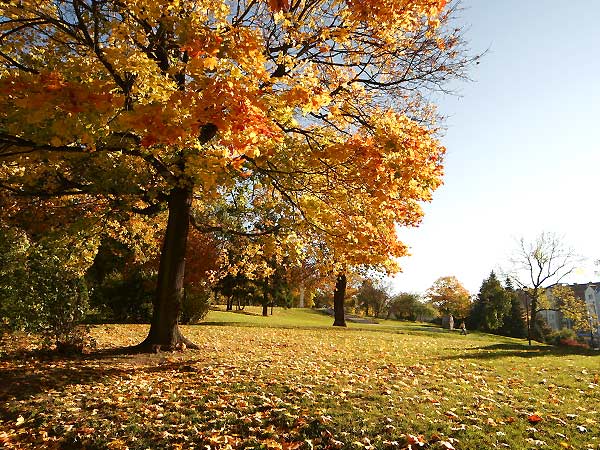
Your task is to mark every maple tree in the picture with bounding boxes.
[0,0,474,350]
[285,259,325,308]
[332,272,348,326]
[547,285,598,345]
[184,228,220,289]
[426,276,471,319]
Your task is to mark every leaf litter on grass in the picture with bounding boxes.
[1,323,599,449]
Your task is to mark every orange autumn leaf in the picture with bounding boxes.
[268,0,290,12]
[528,414,543,423]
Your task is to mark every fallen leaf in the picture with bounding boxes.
[528,414,543,424]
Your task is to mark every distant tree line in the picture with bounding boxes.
[342,272,528,339]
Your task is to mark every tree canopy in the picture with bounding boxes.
[0,0,474,350]
[426,275,471,318]
[549,285,596,336]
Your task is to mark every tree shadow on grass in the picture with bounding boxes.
[439,342,598,361]
[0,350,211,409]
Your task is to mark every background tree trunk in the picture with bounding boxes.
[137,187,197,351]
[299,283,305,308]
[528,288,539,345]
[525,295,531,345]
[262,277,269,316]
[333,273,347,327]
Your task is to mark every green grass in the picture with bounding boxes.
[204,305,339,328]
[206,306,445,335]
[1,309,599,449]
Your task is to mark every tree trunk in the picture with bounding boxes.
[333,273,347,327]
[299,282,305,308]
[136,187,197,351]
[524,295,531,345]
[527,288,539,346]
[262,277,269,316]
[262,290,268,316]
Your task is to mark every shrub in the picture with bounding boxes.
[27,246,96,353]
[89,270,155,323]
[181,285,211,324]
[0,226,30,333]
[547,328,581,347]
[0,226,97,353]
[558,338,589,349]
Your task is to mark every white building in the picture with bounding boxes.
[583,285,600,334]
[537,308,562,330]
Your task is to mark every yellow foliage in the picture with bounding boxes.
[0,0,463,276]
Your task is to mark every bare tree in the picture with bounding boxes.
[508,232,581,345]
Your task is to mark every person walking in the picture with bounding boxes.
[459,321,467,335]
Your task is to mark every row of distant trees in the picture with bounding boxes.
[469,272,597,345]
[328,273,527,339]
[434,232,598,344]
[2,219,593,351]
[351,280,437,322]
[343,268,585,343]
[346,232,598,345]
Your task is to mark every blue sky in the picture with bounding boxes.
[392,0,600,295]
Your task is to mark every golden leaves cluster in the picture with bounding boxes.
[1,0,455,272]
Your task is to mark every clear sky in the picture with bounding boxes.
[392,0,600,295]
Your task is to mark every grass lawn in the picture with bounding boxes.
[1,308,599,449]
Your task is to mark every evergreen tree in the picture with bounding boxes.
[472,272,511,333]
[468,293,484,331]
[498,277,528,338]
